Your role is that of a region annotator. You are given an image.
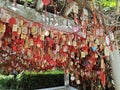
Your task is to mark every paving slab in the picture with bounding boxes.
[35,86,78,90]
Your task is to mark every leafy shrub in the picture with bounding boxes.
[0,70,64,90]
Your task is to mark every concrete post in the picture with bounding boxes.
[110,40,120,90]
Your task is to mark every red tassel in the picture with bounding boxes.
[93,12,97,35]
[74,13,77,24]
[54,7,57,14]
[93,12,97,25]
[100,70,106,87]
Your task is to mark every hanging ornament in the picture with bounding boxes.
[64,1,77,16]
[81,45,88,52]
[95,39,100,45]
[36,0,44,11]
[71,76,75,81]
[70,61,73,66]
[42,0,50,15]
[81,51,85,58]
[71,52,75,59]
[56,44,60,52]
[73,26,78,32]
[105,35,110,46]
[12,24,17,32]
[76,80,80,85]
[74,5,78,14]
[0,23,6,33]
[72,38,77,47]
[83,8,88,16]
[110,43,114,52]
[101,59,105,71]
[44,30,49,36]
[31,23,38,35]
[18,27,22,35]
[109,32,114,41]
[74,13,78,24]
[9,17,17,26]
[93,11,97,25]
[22,26,28,35]
[67,39,72,46]
[63,45,68,52]
[42,0,50,6]
[0,40,2,47]
[100,70,106,87]
[92,46,97,51]
[93,11,97,35]
[104,46,109,57]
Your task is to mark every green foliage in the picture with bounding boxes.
[23,0,32,2]
[95,0,117,12]
[99,0,116,8]
[0,70,64,90]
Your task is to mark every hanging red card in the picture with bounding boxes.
[42,0,50,6]
[81,45,88,52]
[9,17,16,25]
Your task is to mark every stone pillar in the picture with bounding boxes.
[110,40,120,90]
[64,68,69,90]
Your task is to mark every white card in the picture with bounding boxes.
[109,32,114,41]
[74,5,78,14]
[81,52,85,58]
[100,29,103,36]
[105,36,110,46]
[96,29,100,36]
[22,27,27,34]
[83,8,88,16]
[104,46,109,56]
[12,24,17,32]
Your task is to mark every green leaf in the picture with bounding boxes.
[23,0,32,2]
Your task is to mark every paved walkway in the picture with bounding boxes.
[35,86,78,90]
